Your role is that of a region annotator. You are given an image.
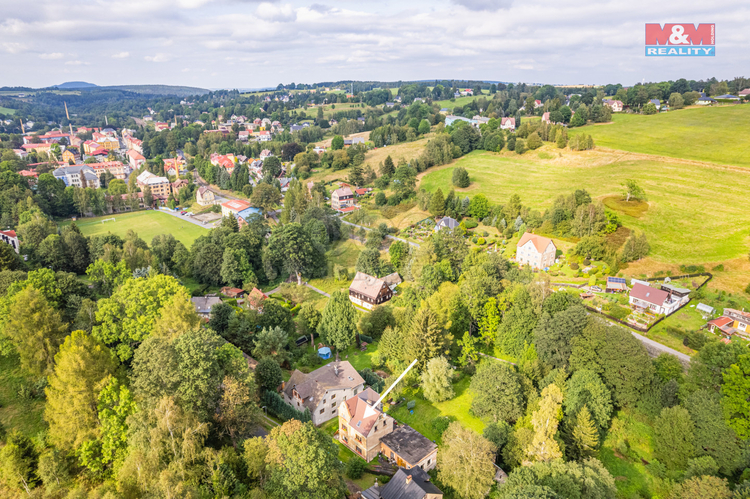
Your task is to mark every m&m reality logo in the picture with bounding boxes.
[645,23,715,56]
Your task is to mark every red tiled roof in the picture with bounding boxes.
[709,316,732,328]
[338,206,358,213]
[221,199,252,211]
[0,230,17,238]
[517,232,554,254]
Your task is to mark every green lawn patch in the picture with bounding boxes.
[0,355,46,439]
[61,210,208,247]
[570,106,750,167]
[0,106,16,115]
[602,196,649,218]
[420,150,750,264]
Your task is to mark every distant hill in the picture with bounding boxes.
[104,85,209,97]
[55,81,98,89]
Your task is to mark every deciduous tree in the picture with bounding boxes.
[421,356,454,403]
[527,384,564,462]
[437,422,496,499]
[317,290,357,351]
[470,361,524,423]
[654,406,695,471]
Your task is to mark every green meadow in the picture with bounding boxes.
[570,105,750,167]
[62,210,208,247]
[420,149,750,265]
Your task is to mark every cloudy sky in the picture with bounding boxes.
[1,0,748,89]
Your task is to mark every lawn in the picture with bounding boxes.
[0,355,46,439]
[419,149,750,266]
[62,210,208,247]
[0,106,16,115]
[386,374,485,443]
[569,105,750,167]
[433,94,487,110]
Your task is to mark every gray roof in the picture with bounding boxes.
[379,425,437,466]
[661,283,691,295]
[697,303,715,314]
[380,467,442,499]
[435,217,458,231]
[191,296,222,314]
[283,361,364,412]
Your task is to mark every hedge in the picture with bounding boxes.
[261,390,312,422]
[358,368,385,392]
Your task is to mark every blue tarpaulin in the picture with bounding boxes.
[318,347,331,359]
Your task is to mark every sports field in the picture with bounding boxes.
[63,210,207,246]
[419,149,750,265]
[570,105,750,167]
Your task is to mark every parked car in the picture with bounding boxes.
[187,212,194,216]
[591,285,603,292]
[180,210,187,215]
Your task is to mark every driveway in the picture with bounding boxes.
[630,330,691,365]
[159,208,221,229]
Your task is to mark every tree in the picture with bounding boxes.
[381,155,395,177]
[5,286,68,376]
[469,193,490,219]
[251,183,282,218]
[668,476,731,499]
[93,274,188,361]
[721,353,750,439]
[620,231,650,262]
[437,422,496,499]
[527,384,564,462]
[221,247,254,288]
[500,458,617,499]
[654,406,695,471]
[404,305,446,369]
[569,405,599,460]
[267,222,324,285]
[355,247,382,276]
[262,156,283,178]
[256,357,284,392]
[527,131,544,148]
[252,326,291,366]
[533,305,588,369]
[621,179,646,202]
[0,431,39,495]
[668,92,685,109]
[0,242,20,271]
[331,135,344,150]
[45,331,119,451]
[389,240,409,272]
[421,356,454,403]
[479,297,501,346]
[452,166,470,187]
[418,119,431,135]
[264,419,344,499]
[143,185,154,206]
[429,188,445,217]
[152,290,202,340]
[86,259,131,297]
[470,361,524,423]
[217,374,260,448]
[685,390,741,475]
[564,369,612,432]
[642,102,658,114]
[317,290,357,351]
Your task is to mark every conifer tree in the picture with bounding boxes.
[570,405,599,460]
[381,155,395,176]
[527,384,563,462]
[404,305,446,369]
[429,188,445,217]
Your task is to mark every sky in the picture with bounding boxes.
[1,0,748,89]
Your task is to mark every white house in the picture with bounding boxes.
[500,117,516,131]
[603,99,624,112]
[283,361,365,425]
[628,283,681,315]
[0,230,19,254]
[515,233,556,270]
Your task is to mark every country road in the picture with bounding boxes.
[630,330,692,365]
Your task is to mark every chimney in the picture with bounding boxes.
[334,363,339,376]
[406,475,412,485]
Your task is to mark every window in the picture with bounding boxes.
[331,394,336,399]
[323,399,326,404]
[331,403,335,408]
[374,425,378,432]
[353,389,358,395]
[320,409,324,414]
[427,459,431,465]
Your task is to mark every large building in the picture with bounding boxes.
[362,467,443,499]
[515,233,556,270]
[127,149,146,170]
[196,186,216,205]
[89,161,129,180]
[339,389,437,471]
[221,199,252,218]
[136,170,171,199]
[283,361,365,425]
[349,272,394,310]
[53,165,100,188]
[331,186,355,211]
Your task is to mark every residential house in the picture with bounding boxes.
[220,287,245,299]
[603,99,624,112]
[221,199,252,218]
[196,186,216,205]
[534,99,543,108]
[246,287,268,311]
[500,117,516,130]
[339,389,438,470]
[542,112,551,124]
[127,149,146,170]
[434,216,459,232]
[649,99,661,109]
[444,115,472,127]
[0,230,19,254]
[284,361,365,425]
[707,308,750,340]
[362,467,443,499]
[382,272,402,291]
[154,122,169,132]
[460,89,473,96]
[257,131,272,142]
[136,171,171,200]
[343,137,365,146]
[660,283,691,307]
[237,207,262,227]
[171,179,188,197]
[349,272,394,310]
[260,149,273,160]
[605,276,628,293]
[385,102,395,108]
[697,96,717,105]
[164,158,186,176]
[61,149,76,164]
[331,186,355,211]
[13,149,28,159]
[628,283,681,315]
[715,94,740,101]
[191,296,223,319]
[53,165,100,188]
[238,130,250,141]
[83,140,101,155]
[21,143,52,155]
[89,161,129,181]
[516,233,556,270]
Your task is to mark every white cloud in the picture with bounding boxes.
[451,0,513,11]
[112,51,130,59]
[144,53,171,62]
[39,52,64,59]
[2,42,27,54]
[65,60,89,65]
[255,3,296,22]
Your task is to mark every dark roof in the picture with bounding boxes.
[379,425,437,466]
[283,361,365,411]
[349,271,388,300]
[380,467,442,499]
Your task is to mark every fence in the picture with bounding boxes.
[586,272,713,334]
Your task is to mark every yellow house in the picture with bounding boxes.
[61,150,75,164]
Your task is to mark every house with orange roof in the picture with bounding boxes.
[83,140,101,155]
[127,149,146,170]
[516,233,556,270]
[221,199,252,218]
[0,230,20,254]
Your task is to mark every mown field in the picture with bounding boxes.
[419,148,750,265]
[62,210,208,246]
[570,105,750,167]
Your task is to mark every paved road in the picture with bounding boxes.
[478,352,517,366]
[158,208,221,229]
[341,220,420,248]
[305,283,330,297]
[630,330,691,365]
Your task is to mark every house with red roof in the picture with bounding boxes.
[21,143,52,154]
[221,199,252,218]
[516,233,556,270]
[542,112,551,124]
[628,283,682,315]
[534,99,543,108]
[83,140,101,155]
[0,230,19,253]
[154,122,169,132]
[707,308,750,340]
[127,149,146,170]
[500,117,516,131]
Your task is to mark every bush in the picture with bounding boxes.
[463,219,478,229]
[407,400,416,410]
[471,236,478,244]
[570,263,579,270]
[375,192,387,206]
[358,334,373,344]
[583,259,591,266]
[452,167,470,188]
[712,264,724,272]
[431,416,453,439]
[683,331,707,350]
[609,305,631,320]
[477,238,486,245]
[358,368,385,392]
[261,390,312,422]
[346,458,367,479]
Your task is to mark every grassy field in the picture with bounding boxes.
[0,106,16,115]
[0,355,46,439]
[419,148,750,266]
[570,105,750,167]
[63,210,208,247]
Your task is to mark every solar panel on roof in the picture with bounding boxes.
[607,277,627,284]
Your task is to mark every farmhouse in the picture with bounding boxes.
[283,361,365,425]
[339,389,437,470]
[349,272,394,310]
[707,308,750,340]
[331,186,355,211]
[628,283,681,315]
[515,233,556,270]
[362,467,443,499]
